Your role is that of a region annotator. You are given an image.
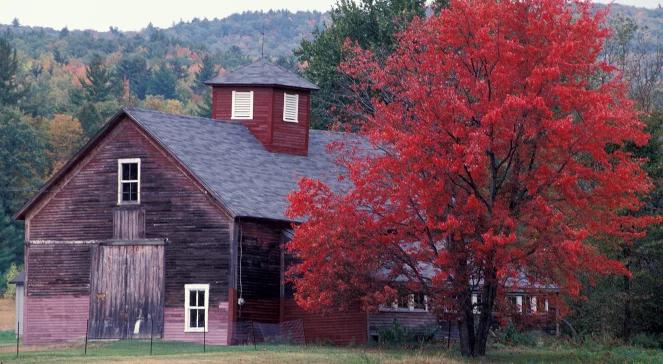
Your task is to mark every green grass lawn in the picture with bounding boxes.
[0,333,660,364]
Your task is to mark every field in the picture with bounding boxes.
[0,299,660,363]
[0,337,659,363]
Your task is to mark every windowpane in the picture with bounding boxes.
[121,182,138,202]
[189,290,197,307]
[197,309,205,328]
[122,163,138,180]
[197,290,205,307]
[189,308,197,328]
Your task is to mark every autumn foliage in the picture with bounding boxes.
[286,0,658,356]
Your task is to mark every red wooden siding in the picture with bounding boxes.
[24,118,232,345]
[271,89,310,155]
[234,219,284,325]
[211,86,310,155]
[23,295,89,345]
[281,300,368,345]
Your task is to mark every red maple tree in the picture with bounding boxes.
[287,0,658,356]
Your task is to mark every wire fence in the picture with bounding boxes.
[13,318,308,358]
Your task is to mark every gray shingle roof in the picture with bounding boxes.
[125,107,356,221]
[204,60,319,90]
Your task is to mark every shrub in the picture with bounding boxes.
[631,333,662,349]
[2,263,21,299]
[497,321,538,347]
[378,321,414,346]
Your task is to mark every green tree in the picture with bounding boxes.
[148,65,178,100]
[195,55,217,93]
[80,54,119,103]
[116,56,150,100]
[0,37,22,105]
[295,0,447,129]
[0,107,47,274]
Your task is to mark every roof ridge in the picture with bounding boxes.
[123,106,238,126]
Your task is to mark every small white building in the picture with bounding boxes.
[9,272,24,336]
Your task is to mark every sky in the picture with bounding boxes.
[0,0,660,32]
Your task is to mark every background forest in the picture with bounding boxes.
[0,0,661,346]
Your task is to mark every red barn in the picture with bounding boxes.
[14,61,369,346]
[13,60,559,346]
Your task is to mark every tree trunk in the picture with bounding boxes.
[457,278,498,356]
[458,294,476,356]
[475,271,498,356]
[622,246,632,341]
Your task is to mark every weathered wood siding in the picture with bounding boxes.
[89,244,164,339]
[113,207,145,239]
[24,118,232,345]
[24,295,90,346]
[163,306,229,344]
[211,86,310,155]
[23,243,92,345]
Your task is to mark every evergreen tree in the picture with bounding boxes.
[195,55,217,93]
[0,37,22,105]
[295,0,448,129]
[116,56,150,100]
[0,107,47,273]
[81,54,119,103]
[148,65,178,100]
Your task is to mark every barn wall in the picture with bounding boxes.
[281,300,368,345]
[25,118,232,345]
[163,306,229,344]
[234,219,285,325]
[23,295,90,346]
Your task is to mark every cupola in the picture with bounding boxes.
[205,60,319,156]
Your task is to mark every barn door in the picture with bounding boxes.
[89,243,164,339]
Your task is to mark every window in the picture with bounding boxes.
[231,91,253,119]
[530,296,538,313]
[283,93,299,122]
[117,158,140,204]
[184,284,209,332]
[381,292,428,312]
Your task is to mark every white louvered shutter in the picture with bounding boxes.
[232,91,253,119]
[283,93,299,122]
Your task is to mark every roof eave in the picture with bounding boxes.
[203,81,319,91]
[13,108,129,220]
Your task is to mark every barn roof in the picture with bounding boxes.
[15,106,367,222]
[204,60,319,90]
[125,108,350,220]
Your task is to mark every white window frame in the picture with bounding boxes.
[380,293,428,313]
[515,295,523,313]
[231,91,253,120]
[283,92,299,123]
[117,158,141,205]
[184,284,209,333]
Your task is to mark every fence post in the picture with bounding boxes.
[150,319,154,356]
[250,321,257,350]
[203,326,206,353]
[85,319,89,355]
[16,321,19,358]
[447,320,451,349]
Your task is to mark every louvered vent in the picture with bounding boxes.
[231,91,253,119]
[283,93,299,122]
